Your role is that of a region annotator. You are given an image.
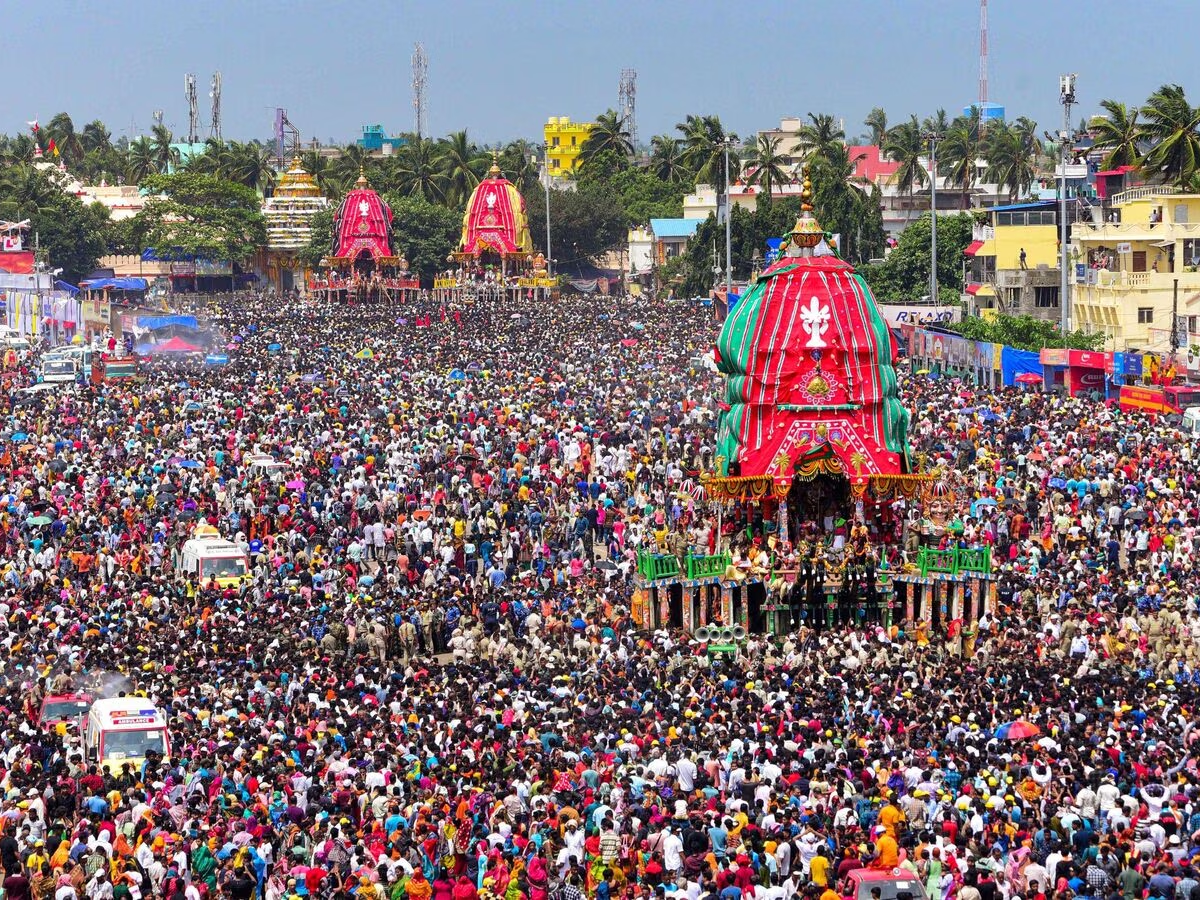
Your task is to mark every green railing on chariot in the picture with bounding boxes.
[637,552,733,581]
[917,546,992,577]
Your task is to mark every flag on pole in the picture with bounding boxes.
[47,139,58,157]
[27,120,38,133]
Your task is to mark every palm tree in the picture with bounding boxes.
[922,109,950,140]
[299,149,335,195]
[224,142,277,193]
[0,164,62,221]
[864,107,889,146]
[984,120,1039,201]
[149,124,178,174]
[883,115,928,218]
[745,134,788,199]
[45,112,84,164]
[795,113,845,163]
[126,137,157,183]
[1138,84,1200,187]
[647,135,685,184]
[438,130,485,207]
[676,114,739,192]
[80,120,112,155]
[328,144,373,190]
[1089,100,1141,170]
[939,109,983,209]
[579,109,633,166]
[392,137,445,203]
[498,139,540,195]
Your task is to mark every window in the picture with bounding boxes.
[1035,286,1060,308]
[552,137,560,147]
[1138,307,1155,324]
[1184,239,1200,267]
[551,159,560,169]
[571,136,577,146]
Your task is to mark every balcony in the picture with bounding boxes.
[637,551,734,582]
[1086,270,1200,292]
[916,546,992,578]
[1110,185,1179,205]
[1075,221,1200,241]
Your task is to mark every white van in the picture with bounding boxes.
[1182,406,1200,437]
[84,698,170,774]
[40,356,79,383]
[246,454,287,483]
[180,523,250,587]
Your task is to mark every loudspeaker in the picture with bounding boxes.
[693,626,712,642]
[732,625,747,641]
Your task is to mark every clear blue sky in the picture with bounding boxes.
[9,0,1192,147]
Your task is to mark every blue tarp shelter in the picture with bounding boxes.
[1000,346,1041,386]
[79,277,148,291]
[137,315,198,329]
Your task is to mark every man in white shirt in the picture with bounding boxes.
[662,825,684,874]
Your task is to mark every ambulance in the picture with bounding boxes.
[180,523,250,587]
[84,698,170,773]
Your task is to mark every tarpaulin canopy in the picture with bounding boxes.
[1001,346,1042,386]
[150,336,202,353]
[80,277,147,291]
[54,280,79,294]
[138,315,197,329]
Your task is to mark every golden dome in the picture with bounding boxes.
[275,157,323,198]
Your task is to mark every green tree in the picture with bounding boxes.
[126,137,157,183]
[954,313,1103,351]
[498,139,540,195]
[328,144,374,193]
[580,164,690,224]
[390,137,445,203]
[809,144,885,266]
[1139,84,1200,187]
[939,108,983,210]
[382,194,461,276]
[745,134,788,198]
[45,112,84,165]
[579,109,633,169]
[149,124,178,174]
[676,114,739,192]
[80,120,112,155]
[864,107,889,146]
[525,183,625,263]
[796,113,845,162]
[649,135,688,184]
[860,211,975,304]
[0,165,110,283]
[1089,100,1142,170]
[438,130,485,207]
[984,119,1038,201]
[922,108,950,140]
[883,115,928,220]
[135,172,266,262]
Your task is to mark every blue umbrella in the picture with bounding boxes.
[177,460,202,469]
[11,432,26,442]
[448,369,466,380]
[267,343,282,353]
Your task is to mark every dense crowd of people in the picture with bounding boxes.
[0,292,1198,900]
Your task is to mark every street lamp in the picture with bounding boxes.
[926,132,939,303]
[1059,73,1077,335]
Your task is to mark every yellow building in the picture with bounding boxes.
[1072,188,1200,351]
[964,201,1062,322]
[544,116,594,178]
